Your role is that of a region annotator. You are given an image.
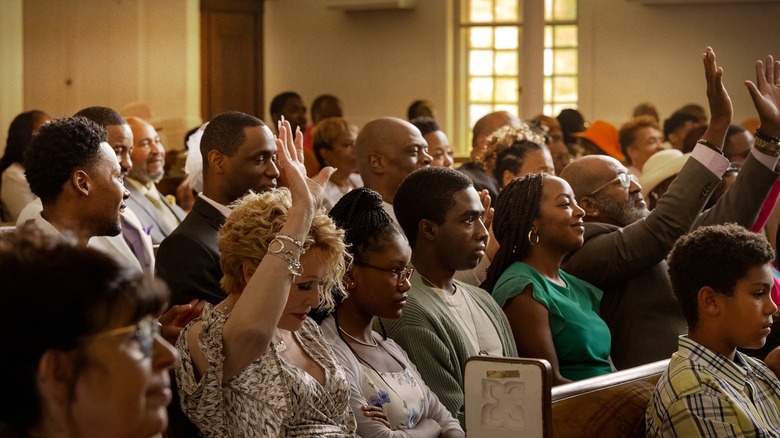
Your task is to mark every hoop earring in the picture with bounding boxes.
[527,229,539,245]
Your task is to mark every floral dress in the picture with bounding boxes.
[176,304,357,437]
[361,366,426,430]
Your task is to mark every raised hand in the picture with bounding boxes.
[745,54,780,137]
[276,117,334,210]
[703,47,733,133]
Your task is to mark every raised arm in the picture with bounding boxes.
[746,54,780,141]
[221,119,334,379]
[699,47,733,149]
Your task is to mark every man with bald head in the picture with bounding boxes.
[458,111,520,201]
[125,117,186,244]
[356,117,432,222]
[558,48,780,370]
[560,135,777,370]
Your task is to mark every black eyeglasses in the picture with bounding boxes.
[585,173,640,197]
[89,315,162,358]
[353,261,414,286]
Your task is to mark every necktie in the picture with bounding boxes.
[121,218,149,270]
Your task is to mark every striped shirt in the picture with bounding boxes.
[646,336,780,437]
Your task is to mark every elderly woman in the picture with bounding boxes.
[0,110,50,221]
[483,174,614,386]
[323,188,464,438]
[176,121,357,436]
[481,123,554,190]
[0,228,177,438]
[313,117,363,211]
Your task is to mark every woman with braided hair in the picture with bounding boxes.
[483,173,614,385]
[323,187,464,437]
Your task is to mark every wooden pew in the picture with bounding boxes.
[550,359,669,437]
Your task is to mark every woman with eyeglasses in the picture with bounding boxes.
[175,121,358,436]
[323,188,464,438]
[0,229,177,438]
[483,173,614,386]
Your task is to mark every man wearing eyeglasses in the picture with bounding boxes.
[558,49,780,370]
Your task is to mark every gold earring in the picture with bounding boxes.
[527,229,539,245]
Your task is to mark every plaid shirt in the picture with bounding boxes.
[646,336,780,437]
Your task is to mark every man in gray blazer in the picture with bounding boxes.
[156,111,280,305]
[559,48,780,369]
[125,117,186,244]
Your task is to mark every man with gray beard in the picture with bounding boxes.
[559,48,780,370]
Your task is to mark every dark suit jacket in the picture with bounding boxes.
[458,162,499,203]
[156,196,226,305]
[562,152,778,370]
[125,181,187,244]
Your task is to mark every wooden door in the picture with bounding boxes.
[201,0,264,121]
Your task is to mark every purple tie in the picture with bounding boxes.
[121,218,149,271]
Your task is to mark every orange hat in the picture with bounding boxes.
[574,120,625,162]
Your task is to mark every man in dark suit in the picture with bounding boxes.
[125,117,186,244]
[559,48,780,369]
[156,111,280,305]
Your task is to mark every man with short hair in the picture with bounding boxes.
[646,224,780,436]
[619,115,665,176]
[663,111,702,151]
[125,116,186,244]
[355,116,432,222]
[458,111,520,202]
[559,48,780,369]
[156,111,280,305]
[22,116,128,244]
[269,91,307,134]
[384,166,517,428]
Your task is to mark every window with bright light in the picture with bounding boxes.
[459,0,577,155]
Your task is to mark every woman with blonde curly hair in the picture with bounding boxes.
[481,123,555,189]
[175,120,357,436]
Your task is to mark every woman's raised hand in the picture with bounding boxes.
[276,117,335,210]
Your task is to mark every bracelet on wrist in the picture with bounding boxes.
[756,128,780,144]
[696,139,724,155]
[268,233,306,276]
[754,136,780,157]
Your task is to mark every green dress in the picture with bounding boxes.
[492,262,613,381]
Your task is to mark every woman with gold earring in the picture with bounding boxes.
[483,173,614,386]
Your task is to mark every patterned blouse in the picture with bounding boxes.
[176,304,357,437]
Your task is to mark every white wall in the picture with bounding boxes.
[22,0,201,147]
[0,0,24,156]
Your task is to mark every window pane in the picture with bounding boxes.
[495,103,519,115]
[553,76,578,101]
[545,25,553,47]
[470,27,493,48]
[544,77,553,101]
[554,0,577,21]
[544,103,554,117]
[544,0,553,21]
[495,51,518,75]
[543,48,553,76]
[494,26,518,49]
[495,78,519,103]
[470,0,493,22]
[495,0,519,22]
[470,77,495,102]
[470,50,494,75]
[555,25,577,47]
[470,104,494,129]
[554,49,577,75]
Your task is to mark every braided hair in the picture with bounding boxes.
[327,187,403,333]
[483,173,545,293]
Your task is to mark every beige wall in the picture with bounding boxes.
[11,0,780,156]
[22,0,201,149]
[0,0,24,156]
[579,0,780,127]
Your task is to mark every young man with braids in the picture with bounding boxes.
[647,224,780,436]
[558,49,780,370]
[385,166,517,429]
